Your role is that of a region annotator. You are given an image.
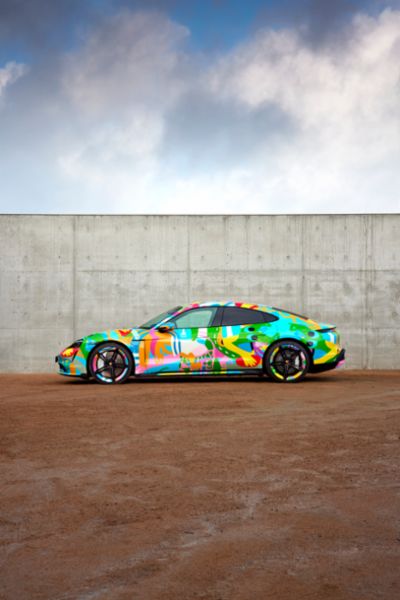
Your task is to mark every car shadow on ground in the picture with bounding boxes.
[60,373,341,385]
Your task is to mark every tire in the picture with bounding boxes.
[89,342,133,384]
[264,340,309,383]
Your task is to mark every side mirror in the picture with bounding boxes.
[158,324,175,333]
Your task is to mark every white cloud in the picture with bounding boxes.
[210,10,400,126]
[203,8,400,211]
[56,11,191,207]
[0,61,28,100]
[63,10,189,116]
[0,8,399,213]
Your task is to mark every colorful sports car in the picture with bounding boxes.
[56,302,345,384]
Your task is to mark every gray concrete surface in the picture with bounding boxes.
[0,214,399,371]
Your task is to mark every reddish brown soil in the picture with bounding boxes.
[0,371,399,600]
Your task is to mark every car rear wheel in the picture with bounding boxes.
[89,342,133,384]
[264,341,309,383]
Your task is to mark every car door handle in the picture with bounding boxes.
[248,327,255,331]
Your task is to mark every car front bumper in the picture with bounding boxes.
[55,354,87,377]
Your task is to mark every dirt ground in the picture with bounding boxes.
[0,371,399,600]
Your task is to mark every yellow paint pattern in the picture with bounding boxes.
[180,352,204,371]
[219,330,259,368]
[313,341,340,364]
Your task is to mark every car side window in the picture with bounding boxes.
[221,307,276,326]
[263,312,279,323]
[171,308,217,329]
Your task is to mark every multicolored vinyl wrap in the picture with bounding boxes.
[56,301,344,377]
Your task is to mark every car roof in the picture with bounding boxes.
[176,302,310,323]
[179,301,275,312]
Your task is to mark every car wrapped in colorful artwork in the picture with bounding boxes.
[56,302,345,384]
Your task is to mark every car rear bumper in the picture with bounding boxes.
[309,348,346,373]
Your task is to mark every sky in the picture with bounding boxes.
[0,0,399,214]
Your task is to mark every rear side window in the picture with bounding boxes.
[263,312,279,323]
[221,307,277,326]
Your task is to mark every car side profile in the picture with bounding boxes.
[56,301,345,384]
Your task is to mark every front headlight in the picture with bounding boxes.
[60,339,83,359]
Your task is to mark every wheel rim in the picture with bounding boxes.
[91,346,130,383]
[269,344,307,381]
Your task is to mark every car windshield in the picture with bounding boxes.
[140,306,182,329]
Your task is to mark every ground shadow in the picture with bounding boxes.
[60,373,341,385]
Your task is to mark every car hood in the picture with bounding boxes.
[129,327,152,340]
[83,327,151,345]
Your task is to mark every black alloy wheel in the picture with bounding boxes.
[264,340,309,383]
[89,342,133,384]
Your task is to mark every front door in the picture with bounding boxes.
[170,307,219,374]
[140,307,219,374]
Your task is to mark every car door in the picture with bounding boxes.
[214,307,271,371]
[140,307,219,374]
[169,306,219,373]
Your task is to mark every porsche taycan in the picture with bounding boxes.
[56,302,345,384]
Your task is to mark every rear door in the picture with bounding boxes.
[215,307,269,371]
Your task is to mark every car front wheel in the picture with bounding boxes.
[264,341,309,383]
[89,342,133,384]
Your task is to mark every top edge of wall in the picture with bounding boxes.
[1,213,399,217]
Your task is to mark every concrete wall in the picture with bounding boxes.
[0,214,399,371]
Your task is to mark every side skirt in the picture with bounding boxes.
[134,369,262,378]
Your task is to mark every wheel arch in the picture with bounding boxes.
[263,337,313,367]
[86,340,135,377]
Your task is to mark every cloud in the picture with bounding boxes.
[62,10,189,115]
[253,1,400,46]
[210,8,400,122]
[0,61,27,99]
[0,6,399,213]
[0,1,184,55]
[54,10,190,207]
[203,8,400,211]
